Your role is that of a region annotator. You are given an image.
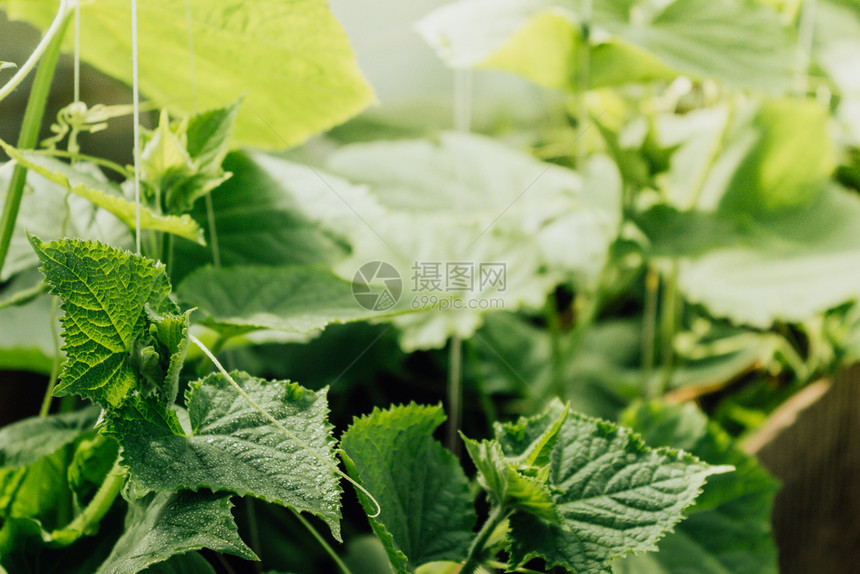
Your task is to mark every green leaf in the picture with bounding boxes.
[30,237,177,407]
[1,143,205,243]
[141,553,215,574]
[418,0,794,91]
[0,164,131,281]
[462,436,561,524]
[107,372,343,540]
[140,103,239,215]
[614,402,779,574]
[479,11,676,90]
[68,434,120,509]
[322,133,621,350]
[0,408,99,469]
[5,0,373,149]
[718,99,835,217]
[169,152,348,285]
[177,265,404,337]
[95,491,256,574]
[0,271,58,374]
[506,407,732,573]
[642,186,860,326]
[339,404,476,573]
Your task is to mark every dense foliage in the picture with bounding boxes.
[1,0,859,572]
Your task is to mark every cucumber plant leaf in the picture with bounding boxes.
[614,402,779,574]
[140,102,239,215]
[504,400,733,573]
[107,372,343,540]
[320,132,620,350]
[94,491,257,574]
[29,236,177,408]
[169,152,349,284]
[0,407,99,469]
[176,265,407,338]
[417,0,794,92]
[0,165,131,281]
[5,0,374,149]
[640,99,854,326]
[339,404,476,573]
[0,142,204,244]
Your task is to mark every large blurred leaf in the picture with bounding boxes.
[5,0,374,149]
[320,132,621,350]
[0,165,130,281]
[170,152,348,285]
[177,265,408,337]
[641,99,851,326]
[418,0,794,91]
[614,402,779,574]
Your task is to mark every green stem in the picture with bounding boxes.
[460,505,508,574]
[447,335,464,455]
[290,508,352,574]
[0,8,73,277]
[657,263,680,396]
[642,266,660,397]
[545,292,564,398]
[0,0,73,104]
[39,297,62,417]
[50,457,124,545]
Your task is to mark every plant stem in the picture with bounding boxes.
[290,508,352,574]
[545,292,565,398]
[447,334,463,455]
[50,457,124,545]
[460,505,508,574]
[0,0,73,104]
[642,266,660,397]
[246,498,263,574]
[657,263,680,396]
[0,8,73,277]
[39,297,62,417]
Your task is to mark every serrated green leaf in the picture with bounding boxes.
[95,491,256,574]
[494,398,568,467]
[613,402,778,574]
[0,407,99,469]
[339,404,476,573]
[417,0,794,92]
[177,265,405,337]
[186,101,241,176]
[5,0,373,149]
[107,372,343,540]
[507,409,732,573]
[1,142,205,243]
[30,237,177,407]
[463,435,561,524]
[140,104,237,216]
